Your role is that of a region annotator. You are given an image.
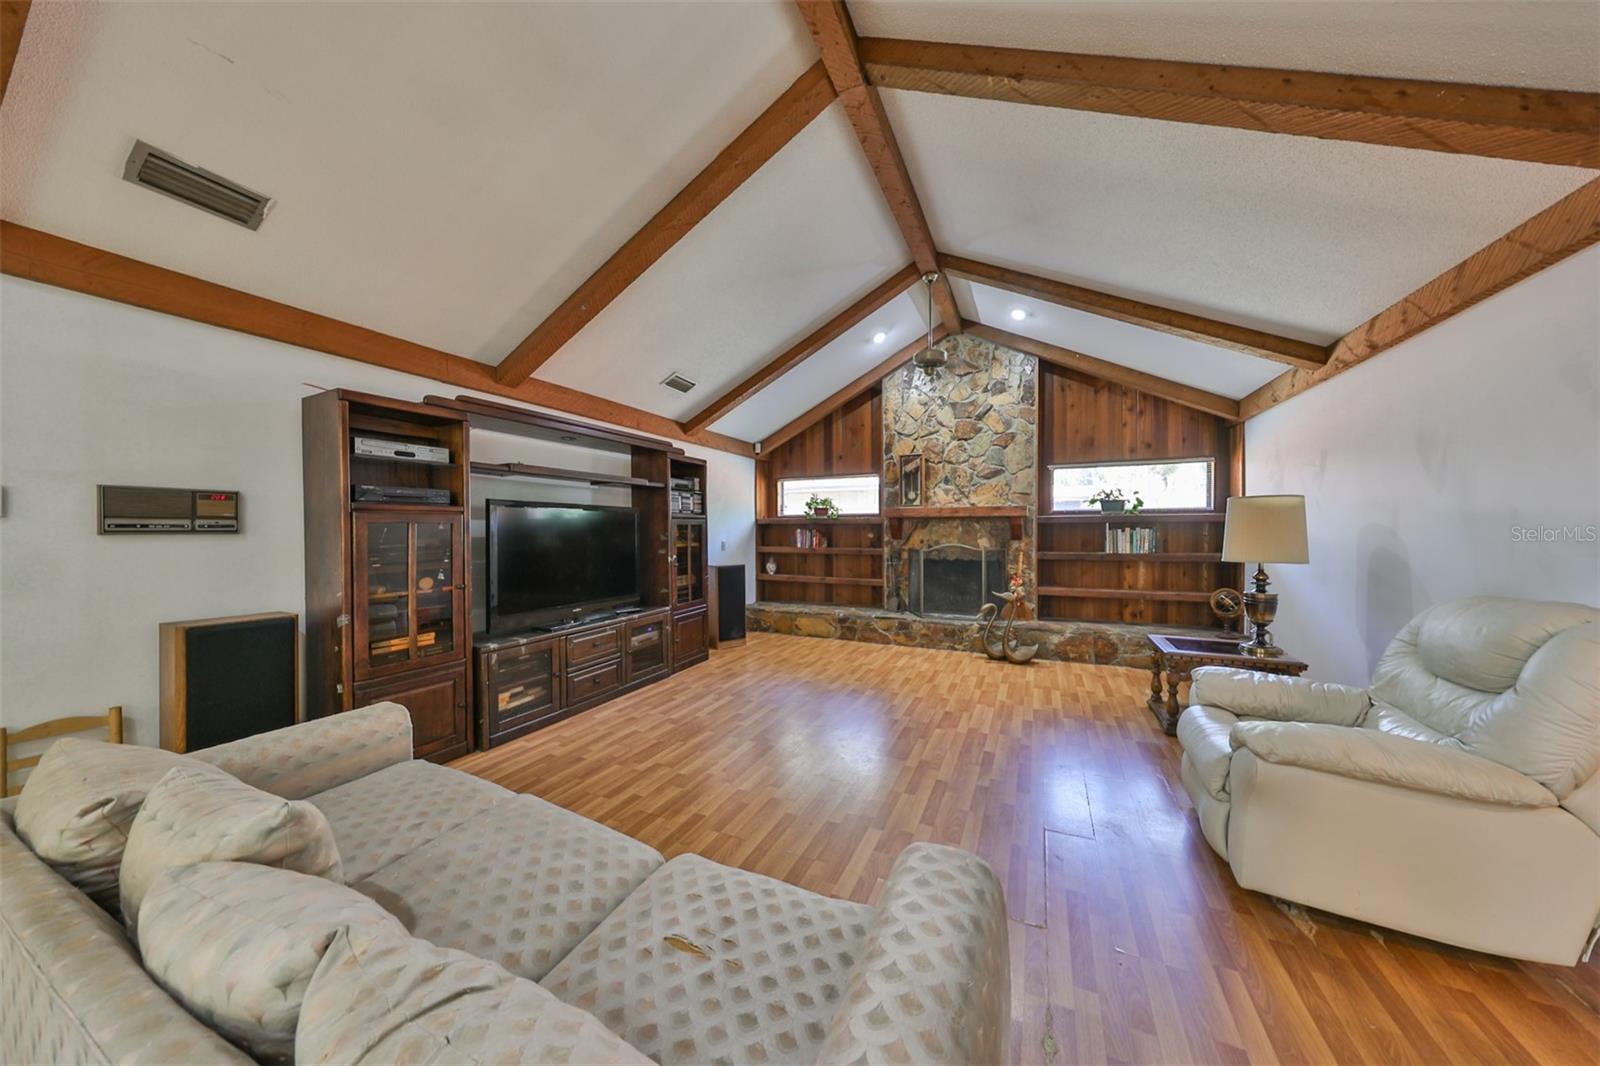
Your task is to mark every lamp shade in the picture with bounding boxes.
[1222,495,1308,564]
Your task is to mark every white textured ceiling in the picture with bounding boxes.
[885,89,1595,343]
[956,278,1285,400]
[851,1,1600,90]
[536,104,909,422]
[3,0,1596,444]
[0,0,814,362]
[710,288,927,441]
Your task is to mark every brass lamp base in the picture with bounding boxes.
[1238,563,1285,658]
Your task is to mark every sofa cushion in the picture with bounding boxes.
[119,763,342,933]
[1175,704,1238,800]
[138,862,403,1061]
[192,702,413,800]
[542,853,873,1066]
[355,793,662,981]
[0,808,251,1066]
[12,738,191,916]
[296,924,651,1066]
[307,760,511,882]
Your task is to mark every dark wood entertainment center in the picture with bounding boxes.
[302,390,710,761]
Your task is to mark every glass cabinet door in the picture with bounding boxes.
[672,520,705,605]
[354,512,464,680]
[413,519,458,662]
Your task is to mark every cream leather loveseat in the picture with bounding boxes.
[1178,596,1599,965]
[1,704,1010,1064]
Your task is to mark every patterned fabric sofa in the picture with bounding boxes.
[1,703,1010,1065]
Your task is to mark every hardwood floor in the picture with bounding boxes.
[452,633,1600,1064]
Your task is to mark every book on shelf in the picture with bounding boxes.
[791,527,828,549]
[1105,525,1158,553]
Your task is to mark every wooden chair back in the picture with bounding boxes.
[0,706,124,798]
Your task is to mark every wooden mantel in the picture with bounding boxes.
[885,505,1028,539]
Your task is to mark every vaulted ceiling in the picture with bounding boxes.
[2,1,1596,454]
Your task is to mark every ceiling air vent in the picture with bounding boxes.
[661,372,697,394]
[123,140,272,230]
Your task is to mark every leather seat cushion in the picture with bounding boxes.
[308,761,511,882]
[1177,704,1238,800]
[353,794,662,982]
[541,853,873,1066]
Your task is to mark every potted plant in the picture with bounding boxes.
[1086,488,1142,514]
[806,494,840,519]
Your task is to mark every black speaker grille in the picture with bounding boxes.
[184,618,296,749]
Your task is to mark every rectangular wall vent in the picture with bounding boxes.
[661,372,697,394]
[123,141,272,230]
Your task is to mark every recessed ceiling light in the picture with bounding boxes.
[1009,307,1028,321]
[872,330,888,344]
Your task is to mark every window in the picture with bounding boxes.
[778,474,881,516]
[1050,459,1214,512]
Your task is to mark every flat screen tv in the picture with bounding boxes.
[486,500,639,633]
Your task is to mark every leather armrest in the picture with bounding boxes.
[1230,721,1558,808]
[1190,668,1370,726]
[191,702,413,800]
[818,843,1009,1066]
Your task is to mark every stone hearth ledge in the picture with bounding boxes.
[746,602,1226,670]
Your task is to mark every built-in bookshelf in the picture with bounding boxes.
[755,517,884,608]
[1036,512,1236,625]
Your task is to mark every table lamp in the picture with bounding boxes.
[1221,495,1308,658]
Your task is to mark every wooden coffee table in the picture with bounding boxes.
[1146,633,1308,735]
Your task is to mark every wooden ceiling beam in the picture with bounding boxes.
[1242,177,1600,419]
[968,323,1240,420]
[1,222,754,455]
[681,262,918,433]
[859,37,1600,168]
[1,0,31,106]
[760,324,950,454]
[492,61,837,386]
[796,1,962,333]
[943,254,1327,370]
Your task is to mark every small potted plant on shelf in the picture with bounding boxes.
[806,493,841,519]
[1086,488,1143,514]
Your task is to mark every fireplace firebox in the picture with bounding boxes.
[908,544,1007,618]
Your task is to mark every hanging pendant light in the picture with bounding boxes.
[911,272,946,372]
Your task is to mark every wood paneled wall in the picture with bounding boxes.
[757,388,881,517]
[1036,363,1242,626]
[1039,364,1228,475]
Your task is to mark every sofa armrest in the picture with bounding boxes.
[1190,667,1371,726]
[190,703,413,799]
[1230,721,1558,808]
[818,843,1009,1066]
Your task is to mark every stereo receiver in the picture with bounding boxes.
[98,485,240,534]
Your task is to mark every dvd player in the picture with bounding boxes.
[352,485,452,505]
[353,436,450,464]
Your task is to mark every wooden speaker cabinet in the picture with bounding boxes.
[159,612,299,752]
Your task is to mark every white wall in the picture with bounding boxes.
[1246,246,1600,686]
[0,277,757,742]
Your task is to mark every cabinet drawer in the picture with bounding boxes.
[565,626,621,667]
[566,659,623,706]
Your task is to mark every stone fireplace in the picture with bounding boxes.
[882,334,1036,616]
[748,331,1221,669]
